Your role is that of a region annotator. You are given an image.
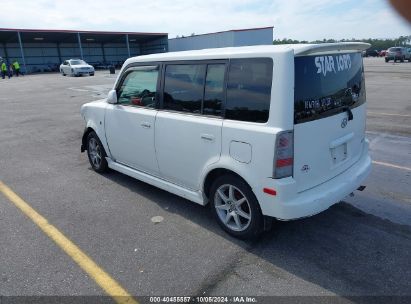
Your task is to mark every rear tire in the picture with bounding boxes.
[385,58,389,63]
[86,131,108,173]
[210,175,264,239]
[401,56,405,63]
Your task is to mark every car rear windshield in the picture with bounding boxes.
[294,52,365,124]
[388,47,401,52]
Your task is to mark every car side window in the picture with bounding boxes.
[203,64,225,116]
[163,64,206,114]
[117,67,159,108]
[225,58,273,123]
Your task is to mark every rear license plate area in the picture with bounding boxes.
[331,143,347,164]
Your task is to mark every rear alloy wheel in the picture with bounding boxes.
[87,131,108,173]
[210,175,263,239]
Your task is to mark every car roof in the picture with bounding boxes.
[124,42,370,64]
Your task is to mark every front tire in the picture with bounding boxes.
[210,175,264,239]
[86,131,108,173]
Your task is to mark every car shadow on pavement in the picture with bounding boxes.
[98,169,411,301]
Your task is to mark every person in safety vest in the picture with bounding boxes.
[1,60,9,79]
[12,60,20,76]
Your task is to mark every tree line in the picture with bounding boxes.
[273,36,411,50]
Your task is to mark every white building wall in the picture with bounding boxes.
[168,27,273,52]
[233,28,274,47]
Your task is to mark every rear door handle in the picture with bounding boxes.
[343,107,353,121]
[330,132,354,149]
[141,122,151,129]
[201,134,215,142]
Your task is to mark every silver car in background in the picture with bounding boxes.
[385,47,411,62]
[60,59,95,76]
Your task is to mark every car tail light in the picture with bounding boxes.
[273,130,294,179]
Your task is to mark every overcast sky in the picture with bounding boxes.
[1,0,410,41]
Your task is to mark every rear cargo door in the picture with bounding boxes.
[293,52,366,192]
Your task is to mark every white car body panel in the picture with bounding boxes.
[81,43,371,220]
[80,100,109,154]
[155,111,222,190]
[104,105,160,175]
[294,106,366,193]
[107,158,205,204]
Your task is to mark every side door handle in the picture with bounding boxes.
[201,134,215,142]
[141,122,151,129]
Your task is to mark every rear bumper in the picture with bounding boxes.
[256,140,372,220]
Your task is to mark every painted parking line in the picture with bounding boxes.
[372,161,411,172]
[0,180,138,304]
[368,112,411,118]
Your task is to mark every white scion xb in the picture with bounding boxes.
[80,43,372,239]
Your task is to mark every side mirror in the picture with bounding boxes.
[107,89,117,104]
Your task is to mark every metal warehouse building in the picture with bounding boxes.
[168,27,273,52]
[0,28,168,73]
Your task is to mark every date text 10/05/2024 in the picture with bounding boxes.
[149,296,257,303]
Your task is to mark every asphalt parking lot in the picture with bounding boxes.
[0,57,410,303]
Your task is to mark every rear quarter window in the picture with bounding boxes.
[225,58,273,123]
[294,52,365,124]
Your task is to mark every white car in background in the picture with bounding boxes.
[60,59,95,76]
